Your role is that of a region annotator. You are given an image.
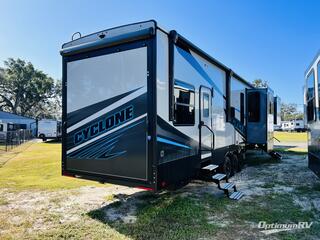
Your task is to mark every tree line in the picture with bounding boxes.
[0,58,61,119]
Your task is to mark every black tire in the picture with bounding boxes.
[39,134,46,142]
[231,153,240,173]
[237,151,246,171]
[222,155,233,178]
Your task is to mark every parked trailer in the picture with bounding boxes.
[304,50,320,177]
[60,20,278,197]
[281,120,305,132]
[37,119,62,141]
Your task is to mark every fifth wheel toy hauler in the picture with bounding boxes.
[60,20,279,194]
[304,50,320,177]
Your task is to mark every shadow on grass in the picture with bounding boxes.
[86,186,319,240]
[43,139,61,144]
[245,151,281,166]
[87,189,220,240]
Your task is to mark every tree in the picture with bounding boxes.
[252,79,268,88]
[281,103,304,121]
[28,80,62,119]
[0,58,60,119]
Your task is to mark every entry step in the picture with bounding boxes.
[202,164,219,171]
[229,191,244,200]
[212,173,226,181]
[220,182,235,190]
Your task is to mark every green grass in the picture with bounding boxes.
[0,196,8,205]
[245,153,281,166]
[274,147,308,155]
[89,194,218,240]
[0,142,103,190]
[274,131,307,142]
[230,194,314,223]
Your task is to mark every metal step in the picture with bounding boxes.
[202,164,219,171]
[212,173,226,181]
[229,191,244,200]
[220,182,235,190]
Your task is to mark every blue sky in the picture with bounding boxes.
[0,0,319,109]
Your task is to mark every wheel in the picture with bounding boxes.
[222,155,233,178]
[39,134,46,141]
[231,153,240,173]
[237,151,246,172]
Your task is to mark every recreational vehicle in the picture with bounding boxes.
[60,20,279,198]
[281,120,305,132]
[37,119,62,141]
[304,50,320,177]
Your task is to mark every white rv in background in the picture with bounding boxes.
[37,119,62,141]
[281,120,305,132]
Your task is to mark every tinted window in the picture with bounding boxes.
[173,80,195,125]
[0,124,3,132]
[203,93,209,118]
[307,70,315,122]
[248,92,260,122]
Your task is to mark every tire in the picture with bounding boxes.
[231,153,240,173]
[222,155,233,178]
[237,151,246,172]
[39,134,46,141]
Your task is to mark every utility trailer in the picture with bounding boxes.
[304,51,320,177]
[60,20,278,198]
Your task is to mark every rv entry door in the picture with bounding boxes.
[199,86,213,160]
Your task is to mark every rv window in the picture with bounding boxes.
[296,123,300,126]
[173,80,195,125]
[269,98,274,115]
[307,70,315,122]
[0,124,3,132]
[248,92,260,122]
[203,93,209,118]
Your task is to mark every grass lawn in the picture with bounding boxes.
[274,131,307,142]
[0,141,102,190]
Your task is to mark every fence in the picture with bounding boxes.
[0,129,33,152]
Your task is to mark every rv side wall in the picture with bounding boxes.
[305,53,320,177]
